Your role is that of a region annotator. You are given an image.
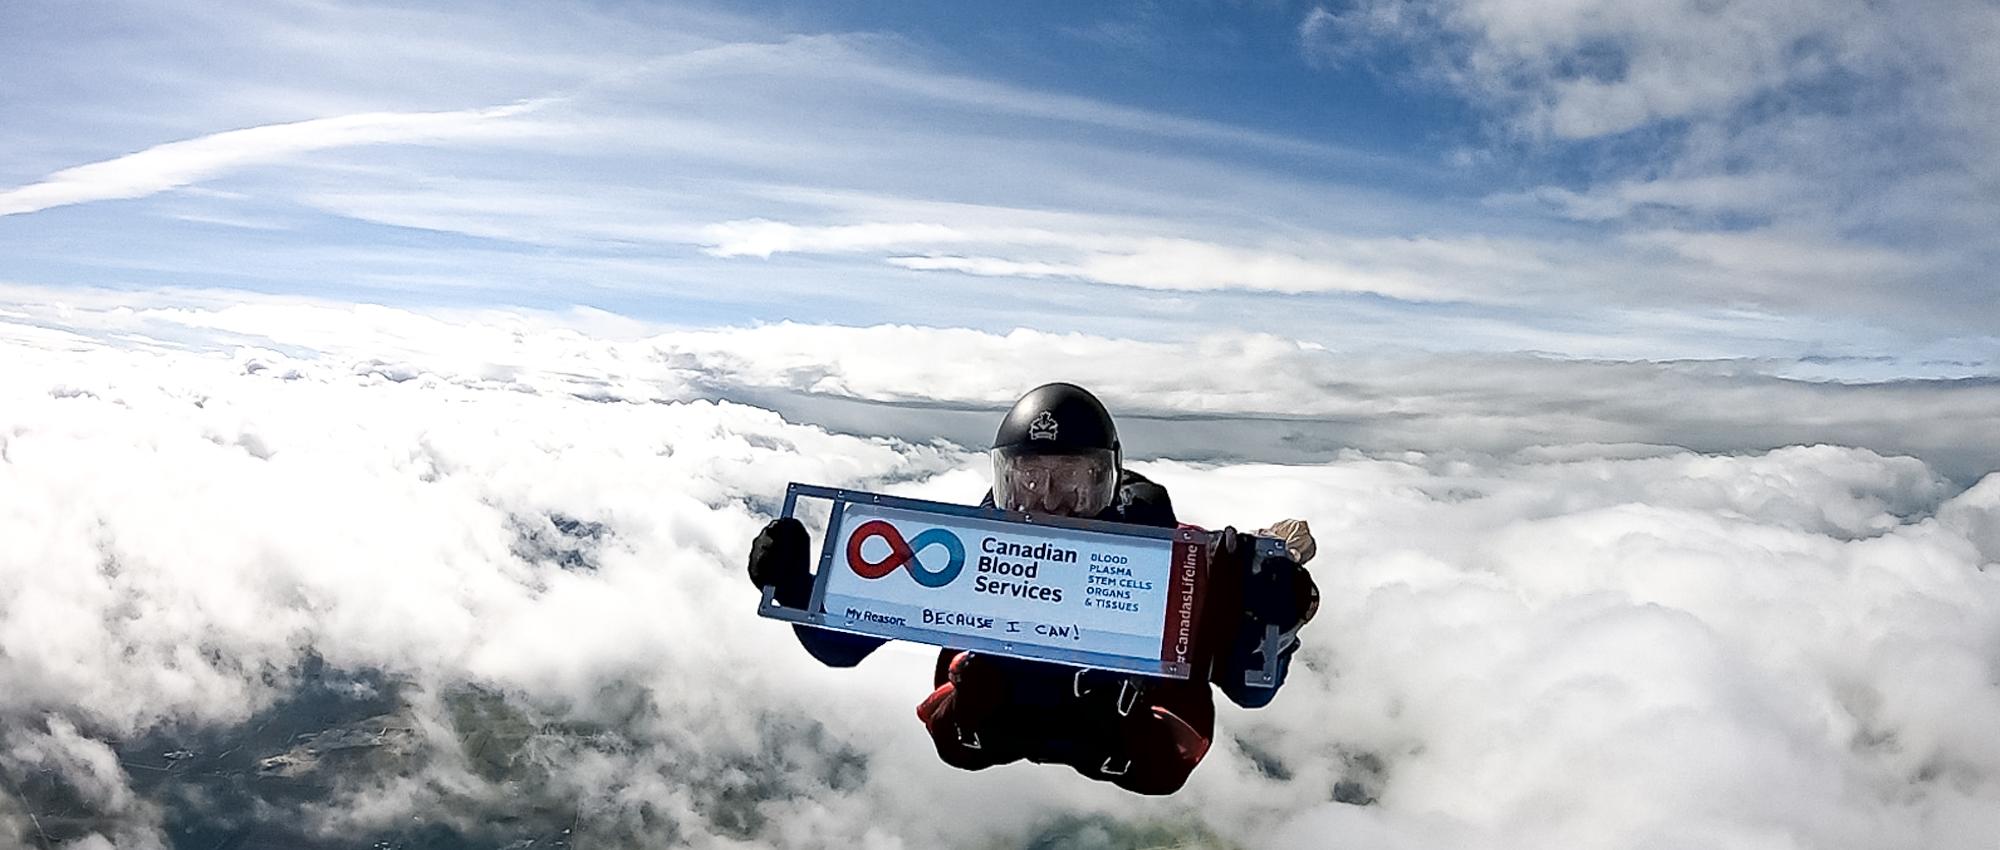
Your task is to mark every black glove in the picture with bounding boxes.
[1207,525,1251,570]
[748,517,813,609]
[1245,553,1301,628]
[1214,526,1316,634]
[1292,568,1320,630]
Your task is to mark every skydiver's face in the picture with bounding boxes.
[992,450,1117,517]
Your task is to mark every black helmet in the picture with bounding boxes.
[991,383,1121,515]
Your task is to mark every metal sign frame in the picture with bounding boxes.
[758,483,1287,686]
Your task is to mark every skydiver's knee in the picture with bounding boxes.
[1079,758,1193,795]
[1111,761,1194,796]
[932,733,1020,771]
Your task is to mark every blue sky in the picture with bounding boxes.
[3,0,1996,373]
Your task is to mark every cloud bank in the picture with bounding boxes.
[2,292,1998,848]
[13,286,1993,481]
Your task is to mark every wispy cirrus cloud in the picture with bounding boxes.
[1300,0,1987,142]
[697,218,1498,300]
[0,101,550,217]
[1299,0,2000,333]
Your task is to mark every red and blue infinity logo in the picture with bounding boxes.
[846,520,966,588]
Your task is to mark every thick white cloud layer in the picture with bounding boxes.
[2,293,1999,848]
[5,285,1997,482]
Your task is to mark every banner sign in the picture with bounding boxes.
[760,484,1215,679]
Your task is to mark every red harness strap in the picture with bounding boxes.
[1152,705,1211,763]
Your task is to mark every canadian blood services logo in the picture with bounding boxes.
[846,519,967,588]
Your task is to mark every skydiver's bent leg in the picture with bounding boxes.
[1088,706,1211,796]
[916,681,1025,771]
[916,668,1024,768]
[1051,676,1213,795]
[916,652,1027,769]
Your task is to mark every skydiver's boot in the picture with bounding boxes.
[1068,673,1210,795]
[1106,706,1209,795]
[917,652,1021,770]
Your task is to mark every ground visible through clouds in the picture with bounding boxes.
[3,294,1999,850]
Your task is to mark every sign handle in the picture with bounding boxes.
[807,498,845,619]
[1240,539,1291,689]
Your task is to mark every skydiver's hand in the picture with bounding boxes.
[1206,525,1253,571]
[1220,525,1320,633]
[748,517,812,608]
[1245,553,1300,627]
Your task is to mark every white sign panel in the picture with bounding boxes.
[809,499,1210,678]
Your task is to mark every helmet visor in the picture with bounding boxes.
[992,447,1118,516]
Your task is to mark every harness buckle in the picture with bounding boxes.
[1116,679,1140,717]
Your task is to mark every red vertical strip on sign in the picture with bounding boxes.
[1160,538,1209,672]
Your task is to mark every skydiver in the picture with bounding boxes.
[748,382,1320,794]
